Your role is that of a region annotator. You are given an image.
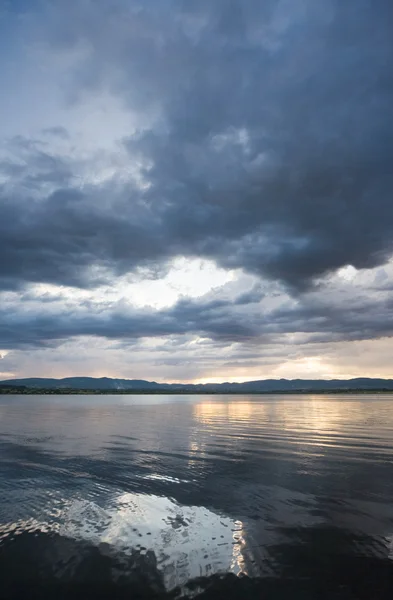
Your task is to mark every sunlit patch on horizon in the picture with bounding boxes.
[193,376,265,385]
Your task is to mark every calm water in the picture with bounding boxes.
[1,394,393,598]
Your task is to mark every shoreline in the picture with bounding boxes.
[2,388,393,396]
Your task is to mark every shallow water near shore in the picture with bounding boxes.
[1,393,393,598]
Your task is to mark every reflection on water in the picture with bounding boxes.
[1,394,393,597]
[194,401,258,424]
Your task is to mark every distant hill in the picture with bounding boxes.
[2,376,393,393]
[0,377,163,390]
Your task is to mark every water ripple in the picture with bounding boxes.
[1,394,393,595]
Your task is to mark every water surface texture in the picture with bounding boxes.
[1,394,393,598]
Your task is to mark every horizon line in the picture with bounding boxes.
[2,375,393,385]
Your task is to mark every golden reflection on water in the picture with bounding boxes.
[193,400,265,425]
[191,395,393,470]
[273,396,354,434]
[271,395,393,441]
[193,395,392,436]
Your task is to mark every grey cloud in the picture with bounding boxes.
[0,149,167,290]
[1,0,393,296]
[0,136,73,196]
[233,284,265,305]
[1,280,393,352]
[42,126,69,139]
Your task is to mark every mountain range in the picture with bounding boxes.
[1,377,393,392]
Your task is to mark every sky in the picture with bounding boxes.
[0,0,393,383]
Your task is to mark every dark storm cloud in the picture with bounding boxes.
[0,138,167,290]
[2,282,393,351]
[0,288,260,350]
[1,0,393,293]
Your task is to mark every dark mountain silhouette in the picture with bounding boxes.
[2,376,393,392]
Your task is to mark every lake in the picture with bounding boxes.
[1,394,393,599]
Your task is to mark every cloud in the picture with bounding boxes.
[0,0,392,294]
[1,261,393,355]
[1,1,393,379]
[42,126,70,139]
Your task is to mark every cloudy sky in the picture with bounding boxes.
[1,0,392,383]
